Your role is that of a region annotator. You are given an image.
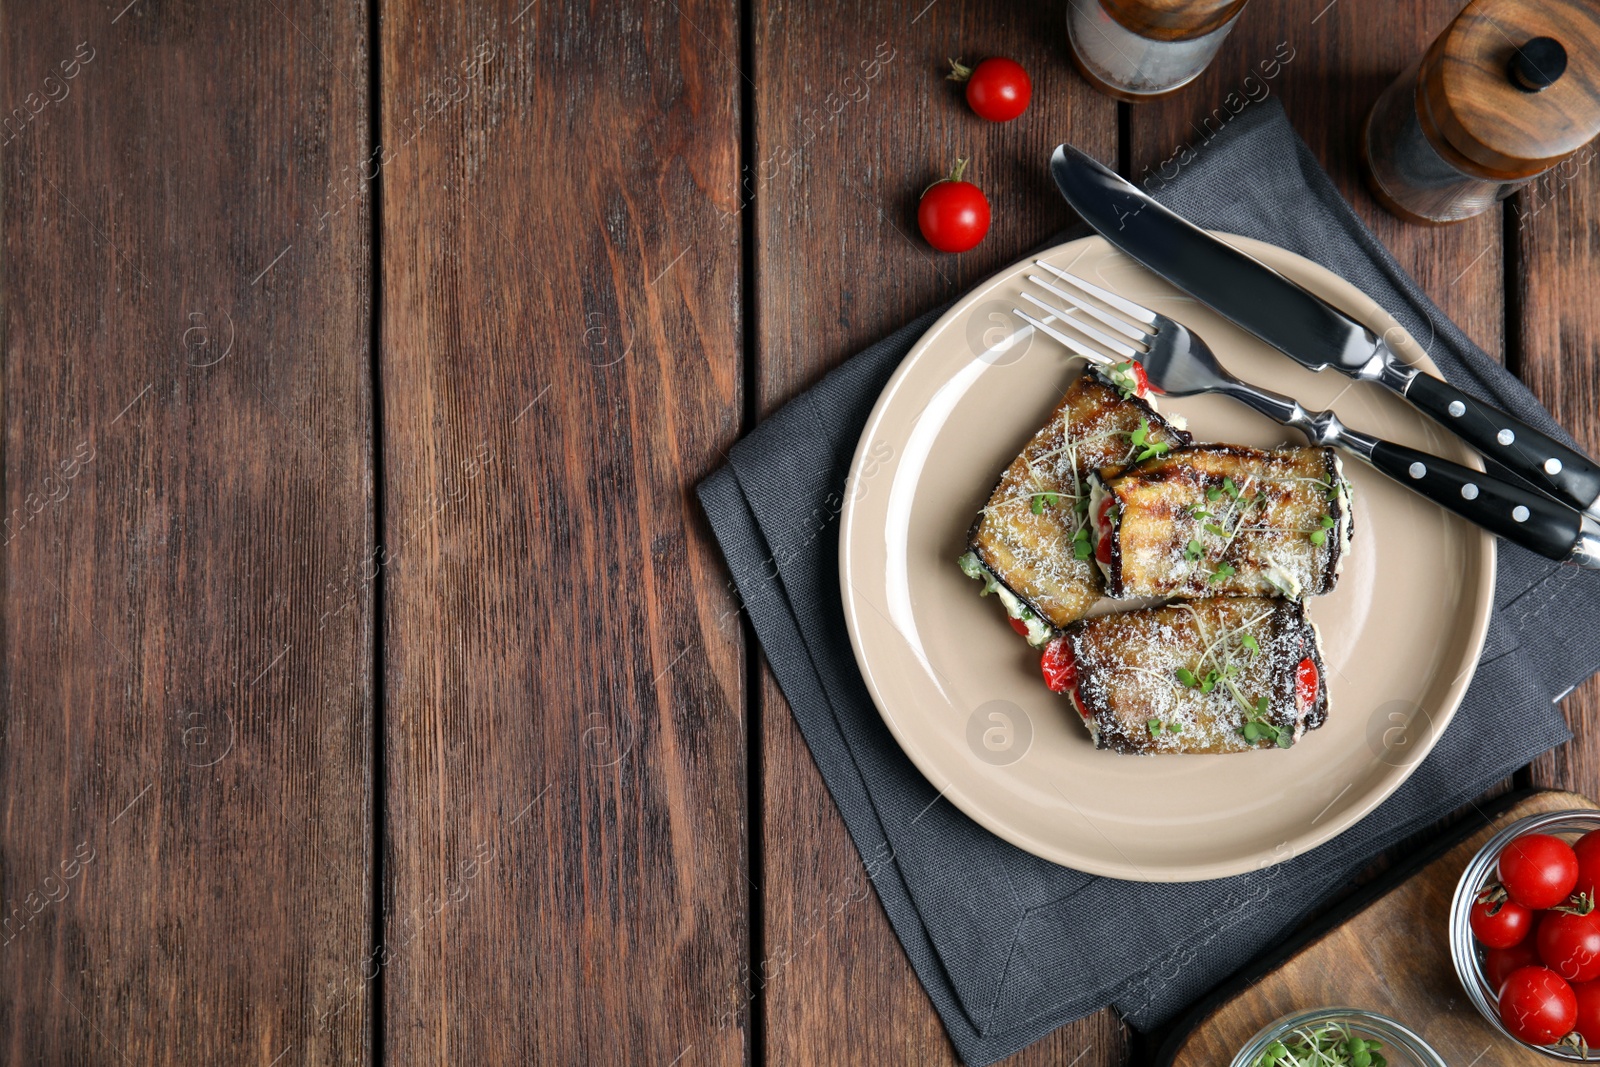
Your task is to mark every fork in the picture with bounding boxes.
[1011,260,1600,569]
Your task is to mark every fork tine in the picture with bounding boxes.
[1026,273,1149,344]
[1019,292,1142,360]
[1034,260,1159,326]
[1011,308,1113,367]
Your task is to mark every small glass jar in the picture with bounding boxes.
[1067,0,1248,101]
[1230,1007,1447,1067]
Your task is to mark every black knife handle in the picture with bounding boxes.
[1403,372,1600,514]
[1368,440,1581,561]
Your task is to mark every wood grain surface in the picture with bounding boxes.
[4,0,1600,1064]
[1515,130,1600,803]
[0,0,375,1063]
[747,1,1126,1063]
[1163,790,1597,1066]
[375,0,747,1062]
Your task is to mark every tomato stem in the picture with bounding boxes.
[946,58,973,82]
[1553,890,1597,916]
[920,157,971,198]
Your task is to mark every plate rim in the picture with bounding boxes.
[837,232,1497,883]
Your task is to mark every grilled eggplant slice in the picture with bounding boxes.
[961,371,1190,644]
[1088,444,1352,600]
[1051,596,1328,754]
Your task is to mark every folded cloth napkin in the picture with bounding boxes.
[697,98,1600,1065]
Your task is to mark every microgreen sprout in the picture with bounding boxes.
[1127,418,1171,463]
[1252,1021,1388,1067]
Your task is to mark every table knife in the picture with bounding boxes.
[1048,143,1600,521]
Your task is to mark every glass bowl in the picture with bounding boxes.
[1450,809,1600,1060]
[1229,1007,1446,1067]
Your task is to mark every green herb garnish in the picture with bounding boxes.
[1072,527,1093,562]
[1208,561,1237,585]
[1175,667,1198,688]
[1105,361,1141,400]
[1309,530,1327,546]
[1183,539,1204,561]
[1222,477,1240,501]
[1252,1021,1388,1067]
[1241,633,1261,656]
[1127,418,1171,462]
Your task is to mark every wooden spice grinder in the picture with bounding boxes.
[1363,0,1600,224]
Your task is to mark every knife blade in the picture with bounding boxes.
[1049,142,1600,520]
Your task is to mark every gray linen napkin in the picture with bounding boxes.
[697,98,1597,1065]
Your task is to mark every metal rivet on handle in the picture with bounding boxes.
[1513,505,1530,523]
[1545,458,1564,475]
[1408,462,1426,479]
[1461,483,1479,500]
[1448,401,1466,417]
[1498,429,1516,446]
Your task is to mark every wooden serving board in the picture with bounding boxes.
[1158,790,1599,1065]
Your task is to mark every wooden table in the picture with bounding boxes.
[3,0,1596,1063]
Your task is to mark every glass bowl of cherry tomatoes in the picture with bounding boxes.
[1451,810,1600,1058]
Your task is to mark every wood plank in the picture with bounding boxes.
[1126,0,1505,362]
[1514,145,1600,796]
[0,1,373,1064]
[748,1,1126,1061]
[376,1,748,1062]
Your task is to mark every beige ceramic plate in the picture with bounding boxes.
[839,234,1495,882]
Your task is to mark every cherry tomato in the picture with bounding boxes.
[1294,657,1319,711]
[1573,979,1600,1047]
[917,159,990,253]
[1500,834,1581,910]
[1009,616,1029,637]
[1540,907,1600,982]
[1499,965,1577,1045]
[1094,496,1116,565]
[948,57,1032,122]
[1041,636,1076,694]
[1573,829,1600,900]
[1486,940,1544,993]
[1128,361,1151,396]
[1472,892,1535,949]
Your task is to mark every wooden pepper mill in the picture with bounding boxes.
[1363,0,1600,224]
[1067,0,1250,101]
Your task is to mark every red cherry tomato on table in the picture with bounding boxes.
[1573,979,1600,1048]
[1294,657,1319,711]
[1040,636,1076,694]
[1573,829,1600,900]
[1499,965,1578,1045]
[1471,892,1534,949]
[1486,940,1544,993]
[947,57,1032,122]
[917,159,990,253]
[1539,906,1600,982]
[1500,833,1581,909]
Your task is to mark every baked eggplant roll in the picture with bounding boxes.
[1044,596,1328,754]
[960,369,1190,645]
[1088,444,1352,600]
